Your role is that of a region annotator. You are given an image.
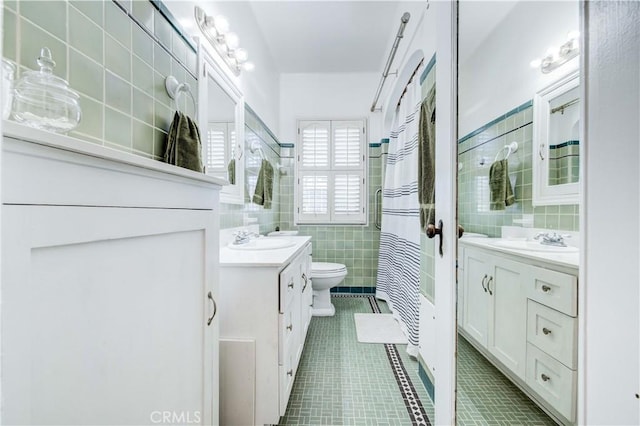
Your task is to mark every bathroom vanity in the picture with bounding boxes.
[459,237,579,425]
[1,121,224,425]
[219,236,313,425]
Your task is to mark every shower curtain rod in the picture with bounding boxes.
[370,12,411,112]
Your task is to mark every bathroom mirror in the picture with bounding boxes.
[197,39,245,204]
[532,70,580,205]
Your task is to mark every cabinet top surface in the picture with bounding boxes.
[220,236,312,268]
[3,120,227,187]
[460,237,579,270]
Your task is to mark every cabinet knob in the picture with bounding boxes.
[542,327,552,335]
[288,281,294,289]
[287,369,293,376]
[541,373,551,382]
[287,324,293,331]
[541,285,551,293]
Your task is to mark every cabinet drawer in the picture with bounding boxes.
[278,310,295,365]
[279,263,296,313]
[279,338,296,416]
[526,343,576,422]
[527,266,577,316]
[527,300,577,369]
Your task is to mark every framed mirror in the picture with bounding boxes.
[532,70,580,205]
[197,40,245,204]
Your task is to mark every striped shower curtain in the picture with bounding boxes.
[375,66,423,357]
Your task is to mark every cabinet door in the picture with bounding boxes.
[2,205,218,426]
[300,244,313,340]
[487,256,528,379]
[461,249,490,346]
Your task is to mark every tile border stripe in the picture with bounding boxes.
[420,53,437,85]
[367,296,432,426]
[458,99,533,144]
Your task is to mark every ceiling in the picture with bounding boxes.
[163,1,520,75]
[247,1,409,73]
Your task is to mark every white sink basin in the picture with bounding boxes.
[491,240,578,253]
[228,238,296,251]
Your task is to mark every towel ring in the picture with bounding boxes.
[494,141,519,162]
[165,76,197,114]
[249,140,266,160]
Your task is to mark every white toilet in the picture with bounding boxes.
[310,262,348,317]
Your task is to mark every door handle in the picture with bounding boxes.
[374,188,382,230]
[426,219,444,257]
[486,276,494,295]
[207,291,217,326]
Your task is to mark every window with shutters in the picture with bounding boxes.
[295,119,367,224]
[205,122,235,180]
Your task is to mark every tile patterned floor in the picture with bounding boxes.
[279,295,434,426]
[456,335,556,426]
[279,295,555,426]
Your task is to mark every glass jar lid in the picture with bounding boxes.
[15,47,79,102]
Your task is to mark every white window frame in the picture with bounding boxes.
[295,119,368,225]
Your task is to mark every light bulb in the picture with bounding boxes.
[225,32,239,50]
[530,59,542,68]
[567,30,580,41]
[546,46,559,59]
[242,62,255,72]
[235,48,249,63]
[179,18,193,30]
[213,15,229,34]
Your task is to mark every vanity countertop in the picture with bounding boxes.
[460,237,579,270]
[220,236,312,268]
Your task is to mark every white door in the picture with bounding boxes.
[432,2,458,424]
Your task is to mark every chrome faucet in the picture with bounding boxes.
[232,229,259,245]
[534,231,570,247]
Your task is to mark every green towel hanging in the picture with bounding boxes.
[489,159,515,210]
[253,159,274,209]
[164,111,203,172]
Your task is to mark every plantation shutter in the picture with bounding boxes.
[296,120,366,224]
[206,122,228,178]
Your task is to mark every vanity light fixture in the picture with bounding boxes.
[194,6,255,76]
[530,31,580,74]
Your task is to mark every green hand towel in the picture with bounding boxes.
[252,159,274,209]
[418,86,436,231]
[164,111,203,172]
[227,158,236,184]
[489,159,515,210]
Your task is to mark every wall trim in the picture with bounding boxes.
[418,361,435,402]
[458,99,533,144]
[420,53,437,85]
[330,286,376,294]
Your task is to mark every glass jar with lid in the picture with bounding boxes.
[12,47,81,133]
[2,59,15,120]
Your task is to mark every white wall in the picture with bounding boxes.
[279,72,381,144]
[582,1,639,424]
[459,1,579,136]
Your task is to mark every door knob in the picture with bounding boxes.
[426,219,444,257]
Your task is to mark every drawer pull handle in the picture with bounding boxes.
[288,281,294,289]
[207,291,217,326]
[287,369,293,376]
[287,324,293,331]
[541,373,551,382]
[541,285,551,293]
[487,276,494,296]
[481,274,488,293]
[302,273,308,292]
[542,327,552,335]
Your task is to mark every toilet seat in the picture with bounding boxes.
[311,262,347,277]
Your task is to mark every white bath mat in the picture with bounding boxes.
[354,313,408,344]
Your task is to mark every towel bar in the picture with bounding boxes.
[494,141,519,162]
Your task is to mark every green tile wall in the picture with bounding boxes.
[4,0,197,160]
[220,107,383,288]
[458,103,579,237]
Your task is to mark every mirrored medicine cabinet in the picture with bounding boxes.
[532,70,580,205]
[197,39,245,204]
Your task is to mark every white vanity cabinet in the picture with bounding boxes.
[459,241,578,425]
[2,124,224,425]
[219,238,312,426]
[462,249,528,379]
